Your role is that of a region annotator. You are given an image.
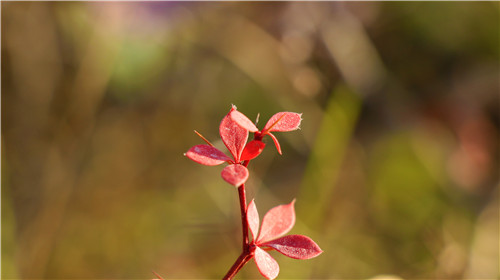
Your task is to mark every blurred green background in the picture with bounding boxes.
[2,2,498,279]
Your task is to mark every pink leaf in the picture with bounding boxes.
[257,200,296,244]
[185,145,232,165]
[267,132,282,155]
[221,164,249,187]
[247,200,260,241]
[263,112,302,132]
[220,106,249,162]
[261,235,323,260]
[240,140,266,161]
[254,246,280,280]
[230,110,259,132]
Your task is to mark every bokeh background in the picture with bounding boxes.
[2,2,498,279]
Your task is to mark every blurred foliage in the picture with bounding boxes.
[1,2,498,279]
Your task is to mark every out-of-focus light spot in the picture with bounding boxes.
[292,67,321,98]
[279,31,313,64]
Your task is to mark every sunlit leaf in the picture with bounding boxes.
[254,246,279,280]
[241,140,266,161]
[257,200,296,244]
[220,105,249,162]
[247,199,260,241]
[230,110,259,132]
[221,164,249,187]
[185,144,232,165]
[263,112,302,132]
[267,132,282,155]
[261,234,323,260]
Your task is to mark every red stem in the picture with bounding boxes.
[238,184,248,250]
[222,251,253,280]
[239,160,251,250]
[222,160,252,280]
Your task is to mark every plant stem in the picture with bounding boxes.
[222,251,253,280]
[238,160,251,250]
[238,184,248,250]
[223,160,252,280]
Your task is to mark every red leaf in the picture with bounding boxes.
[185,145,232,165]
[267,132,282,155]
[247,199,260,241]
[221,164,249,187]
[230,110,259,132]
[241,140,266,161]
[263,112,302,132]
[257,200,296,244]
[261,235,323,260]
[220,106,249,162]
[254,246,280,280]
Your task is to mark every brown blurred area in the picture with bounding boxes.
[1,2,498,279]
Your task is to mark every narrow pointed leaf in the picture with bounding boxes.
[247,199,260,241]
[261,235,323,260]
[241,140,266,161]
[254,246,280,280]
[220,106,249,162]
[263,112,302,132]
[221,164,249,187]
[230,110,259,132]
[257,200,296,244]
[185,145,231,165]
[267,132,282,155]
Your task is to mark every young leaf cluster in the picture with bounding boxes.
[183,105,321,280]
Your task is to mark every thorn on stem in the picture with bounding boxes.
[194,130,214,147]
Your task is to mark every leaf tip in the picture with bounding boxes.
[230,110,259,132]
